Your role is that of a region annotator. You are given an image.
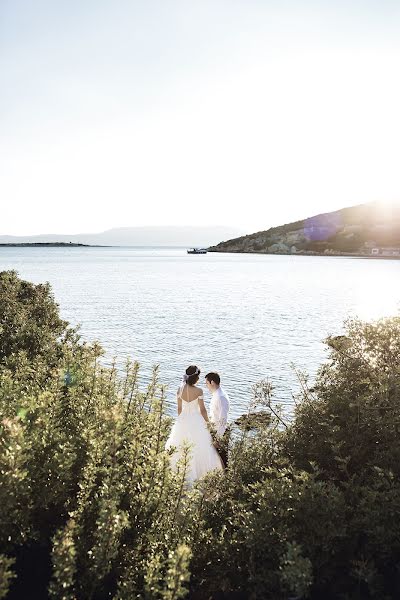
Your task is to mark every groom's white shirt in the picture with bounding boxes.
[210,386,230,437]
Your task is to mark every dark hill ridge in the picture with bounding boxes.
[209,202,400,256]
[0,242,92,247]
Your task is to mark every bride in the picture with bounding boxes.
[165,365,224,486]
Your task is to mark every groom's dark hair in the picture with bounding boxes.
[205,372,220,385]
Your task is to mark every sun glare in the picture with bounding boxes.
[355,279,400,321]
[374,199,400,211]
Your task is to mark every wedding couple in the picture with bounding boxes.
[165,365,230,487]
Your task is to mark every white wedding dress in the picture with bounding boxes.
[165,384,224,486]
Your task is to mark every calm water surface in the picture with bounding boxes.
[1,247,399,420]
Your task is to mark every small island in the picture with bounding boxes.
[0,242,96,247]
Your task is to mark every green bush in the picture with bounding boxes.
[2,271,400,599]
[0,272,199,599]
[0,270,80,371]
[284,317,400,598]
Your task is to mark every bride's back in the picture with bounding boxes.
[179,383,202,402]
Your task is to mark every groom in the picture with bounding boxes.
[205,372,230,468]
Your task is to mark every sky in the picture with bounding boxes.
[1,0,400,236]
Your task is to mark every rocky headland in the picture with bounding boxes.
[209,201,400,257]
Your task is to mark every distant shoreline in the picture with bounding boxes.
[208,249,400,260]
[1,244,399,259]
[0,242,106,247]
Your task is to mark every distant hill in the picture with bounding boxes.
[209,202,400,256]
[0,226,244,248]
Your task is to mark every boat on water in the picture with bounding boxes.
[187,247,208,254]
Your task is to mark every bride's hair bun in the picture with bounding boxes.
[185,365,200,386]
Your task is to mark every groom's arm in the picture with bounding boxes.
[215,395,229,437]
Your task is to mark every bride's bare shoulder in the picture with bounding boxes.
[195,386,204,397]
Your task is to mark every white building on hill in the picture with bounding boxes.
[371,247,400,256]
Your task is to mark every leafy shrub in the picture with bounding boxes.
[0,272,198,599]
[0,270,80,371]
[284,317,400,598]
[2,271,400,599]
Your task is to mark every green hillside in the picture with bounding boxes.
[209,202,400,256]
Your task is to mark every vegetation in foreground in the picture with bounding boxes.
[1,269,400,599]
